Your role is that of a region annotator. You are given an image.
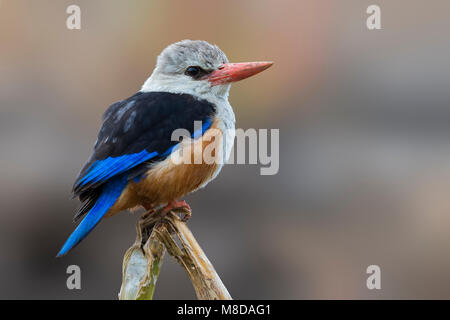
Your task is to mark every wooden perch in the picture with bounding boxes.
[119,207,232,300]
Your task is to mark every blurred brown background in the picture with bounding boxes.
[1,0,450,299]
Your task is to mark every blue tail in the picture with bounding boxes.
[57,176,127,257]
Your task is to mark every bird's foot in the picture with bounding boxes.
[141,208,155,220]
[141,202,155,219]
[161,200,191,222]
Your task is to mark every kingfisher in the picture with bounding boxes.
[57,40,273,256]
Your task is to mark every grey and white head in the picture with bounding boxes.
[141,40,273,103]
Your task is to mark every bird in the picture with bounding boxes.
[57,40,273,257]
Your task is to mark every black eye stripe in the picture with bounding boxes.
[185,66,210,79]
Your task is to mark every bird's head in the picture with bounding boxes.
[141,40,273,102]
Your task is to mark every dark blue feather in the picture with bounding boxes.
[74,150,158,190]
[57,175,128,257]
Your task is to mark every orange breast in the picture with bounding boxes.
[108,119,224,215]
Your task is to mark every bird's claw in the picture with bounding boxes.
[141,208,155,219]
[161,200,192,222]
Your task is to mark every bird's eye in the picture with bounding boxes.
[185,66,203,78]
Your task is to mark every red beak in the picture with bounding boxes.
[205,61,273,86]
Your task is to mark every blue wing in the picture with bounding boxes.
[73,92,216,196]
[73,150,158,191]
[59,92,216,256]
[57,175,128,257]
[72,92,215,224]
[74,117,213,190]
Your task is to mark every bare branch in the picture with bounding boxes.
[119,208,232,300]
